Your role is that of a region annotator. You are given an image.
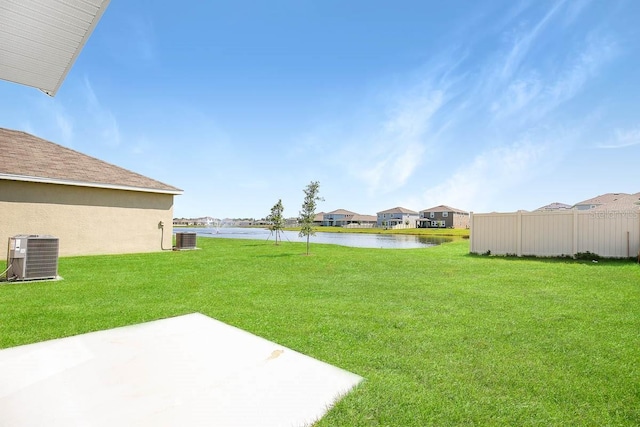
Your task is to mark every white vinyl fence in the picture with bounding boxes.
[470,210,640,258]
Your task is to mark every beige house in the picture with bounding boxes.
[0,128,182,259]
[347,214,378,228]
[417,205,469,229]
[376,207,419,229]
[322,209,357,226]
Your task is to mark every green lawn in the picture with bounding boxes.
[1,238,639,425]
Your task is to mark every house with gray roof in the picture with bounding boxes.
[313,212,326,225]
[573,193,630,210]
[322,209,377,228]
[348,214,378,228]
[376,207,419,229]
[322,209,357,226]
[0,128,182,258]
[589,192,640,214]
[536,202,573,211]
[417,205,469,229]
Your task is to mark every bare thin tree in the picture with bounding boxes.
[267,199,285,245]
[298,181,323,255]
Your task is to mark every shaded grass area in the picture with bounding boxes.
[1,239,639,425]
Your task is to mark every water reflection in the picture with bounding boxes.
[176,227,456,249]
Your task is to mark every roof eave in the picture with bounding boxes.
[46,1,112,96]
[0,0,112,96]
[0,173,183,195]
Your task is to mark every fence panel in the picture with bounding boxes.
[470,210,640,258]
[577,211,639,257]
[470,213,518,255]
[521,211,574,257]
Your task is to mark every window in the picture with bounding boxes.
[429,212,435,218]
[439,221,446,228]
[431,220,438,227]
[442,212,448,217]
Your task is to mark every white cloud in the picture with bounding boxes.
[491,74,542,118]
[489,31,618,127]
[83,77,121,148]
[344,86,445,194]
[280,0,624,216]
[546,35,617,104]
[598,127,640,149]
[419,141,548,212]
[54,110,73,145]
[130,17,155,61]
[499,0,567,81]
[563,0,593,26]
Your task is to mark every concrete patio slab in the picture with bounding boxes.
[0,313,363,426]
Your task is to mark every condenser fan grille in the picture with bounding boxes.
[25,238,59,279]
[175,232,197,249]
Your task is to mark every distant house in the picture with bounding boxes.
[376,207,419,229]
[536,202,572,211]
[589,192,640,213]
[417,205,469,229]
[173,218,193,226]
[348,214,378,228]
[573,193,630,210]
[313,212,325,225]
[322,209,357,227]
[284,217,299,227]
[0,128,182,258]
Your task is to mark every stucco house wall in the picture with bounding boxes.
[1,180,175,259]
[1,128,182,261]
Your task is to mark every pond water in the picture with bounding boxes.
[176,227,455,249]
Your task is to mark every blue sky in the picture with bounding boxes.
[1,0,639,219]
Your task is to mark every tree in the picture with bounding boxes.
[298,181,323,255]
[267,199,285,245]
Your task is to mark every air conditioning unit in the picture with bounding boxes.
[175,232,197,250]
[6,235,59,281]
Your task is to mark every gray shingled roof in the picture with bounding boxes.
[535,202,573,211]
[590,193,640,212]
[351,214,377,222]
[313,212,326,222]
[376,206,418,215]
[573,193,629,207]
[420,205,468,214]
[0,128,182,194]
[326,209,358,216]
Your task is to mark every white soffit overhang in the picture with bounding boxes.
[0,0,110,96]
